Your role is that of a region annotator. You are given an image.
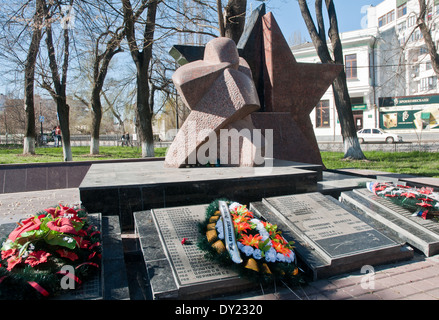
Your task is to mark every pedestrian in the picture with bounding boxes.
[51,127,56,146]
[121,133,126,146]
[55,125,62,147]
[125,132,130,146]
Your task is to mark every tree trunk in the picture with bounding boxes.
[57,98,72,161]
[122,0,158,158]
[90,91,102,155]
[298,0,365,160]
[418,0,439,76]
[44,1,73,161]
[23,0,44,155]
[89,30,124,155]
[136,56,155,158]
[224,0,247,43]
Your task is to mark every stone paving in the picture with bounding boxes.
[233,254,439,300]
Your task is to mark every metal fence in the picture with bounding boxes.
[0,134,172,148]
[319,141,439,153]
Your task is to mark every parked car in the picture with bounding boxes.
[357,128,403,144]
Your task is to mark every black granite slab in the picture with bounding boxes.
[134,208,254,300]
[251,192,413,280]
[80,160,320,231]
[340,188,439,257]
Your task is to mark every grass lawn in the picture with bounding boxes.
[0,145,167,164]
[322,151,439,178]
[0,146,438,178]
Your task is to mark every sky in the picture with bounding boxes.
[0,0,386,97]
[257,0,384,43]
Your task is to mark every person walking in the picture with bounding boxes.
[55,125,62,147]
[125,132,130,146]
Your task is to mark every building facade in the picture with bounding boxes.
[292,0,439,139]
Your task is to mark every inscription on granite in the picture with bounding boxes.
[152,205,237,286]
[339,189,439,257]
[355,189,439,235]
[263,193,396,259]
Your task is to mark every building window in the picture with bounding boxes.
[345,54,357,79]
[379,10,395,27]
[426,61,432,70]
[316,100,330,128]
[420,76,438,91]
[408,15,416,27]
[387,10,395,23]
[397,3,407,18]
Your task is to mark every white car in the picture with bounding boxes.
[357,128,403,144]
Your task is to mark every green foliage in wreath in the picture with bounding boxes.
[197,199,305,287]
[0,204,101,300]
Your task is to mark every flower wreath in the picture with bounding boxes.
[198,199,302,286]
[0,204,101,299]
[367,181,439,220]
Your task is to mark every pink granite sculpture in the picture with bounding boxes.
[166,9,343,168]
[164,37,263,168]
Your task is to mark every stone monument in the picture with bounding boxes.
[168,4,343,167]
[164,37,264,168]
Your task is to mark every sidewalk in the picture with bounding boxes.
[233,253,439,300]
[0,188,80,225]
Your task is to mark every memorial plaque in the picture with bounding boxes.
[256,192,413,279]
[341,189,439,257]
[137,205,253,299]
[152,205,237,286]
[263,193,395,259]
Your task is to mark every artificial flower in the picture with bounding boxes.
[252,249,262,260]
[74,236,90,249]
[56,249,78,261]
[272,241,291,255]
[235,221,252,234]
[25,251,51,267]
[1,248,17,260]
[8,216,42,242]
[241,245,254,257]
[276,253,286,262]
[265,247,277,263]
[239,233,262,248]
[416,202,433,208]
[47,218,78,235]
[400,192,416,198]
[6,255,22,271]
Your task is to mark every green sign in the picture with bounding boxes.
[352,104,367,111]
[380,95,439,107]
[380,110,420,130]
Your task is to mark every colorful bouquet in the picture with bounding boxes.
[198,199,301,285]
[367,181,439,219]
[0,204,101,299]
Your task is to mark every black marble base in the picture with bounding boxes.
[79,160,321,231]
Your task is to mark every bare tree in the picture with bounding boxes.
[23,0,45,154]
[41,0,74,161]
[122,0,159,158]
[88,29,124,154]
[224,0,246,43]
[215,0,246,42]
[417,0,439,76]
[298,0,366,160]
